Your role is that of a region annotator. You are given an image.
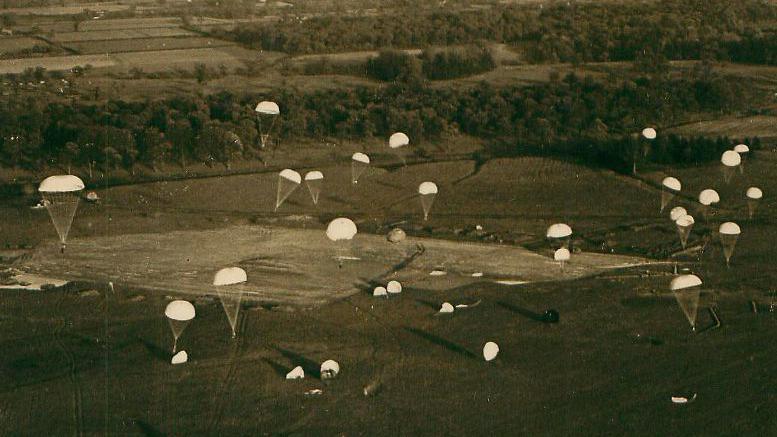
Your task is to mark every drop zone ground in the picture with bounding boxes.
[0,154,776,434]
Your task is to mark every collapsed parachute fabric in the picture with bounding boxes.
[39,175,85,251]
[165,300,196,353]
[483,342,499,361]
[718,222,741,267]
[254,100,280,148]
[720,150,741,183]
[214,267,247,338]
[670,274,702,331]
[746,187,763,219]
[351,152,370,184]
[418,182,438,220]
[326,218,358,265]
[276,169,301,211]
[304,171,324,205]
[661,177,681,212]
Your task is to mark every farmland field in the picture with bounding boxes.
[64,36,234,55]
[51,28,197,43]
[0,37,49,53]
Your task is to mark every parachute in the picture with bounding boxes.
[670,274,702,331]
[39,175,85,252]
[483,342,499,361]
[642,127,657,140]
[554,247,570,272]
[254,100,280,148]
[373,286,388,297]
[387,228,406,243]
[213,267,247,338]
[661,177,681,212]
[389,132,410,164]
[746,187,762,219]
[326,218,358,266]
[734,144,749,174]
[439,302,454,313]
[304,171,324,205]
[547,223,572,249]
[387,280,402,294]
[165,300,196,353]
[320,359,340,380]
[418,182,438,221]
[351,152,370,184]
[675,214,695,249]
[669,206,687,222]
[720,150,741,183]
[718,222,741,267]
[276,169,301,211]
[698,189,720,221]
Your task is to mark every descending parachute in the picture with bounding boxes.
[418,182,438,220]
[661,177,681,212]
[720,150,741,183]
[670,274,702,331]
[698,189,720,221]
[351,152,370,184]
[546,223,573,249]
[669,206,687,222]
[389,132,410,164]
[483,342,499,362]
[642,127,657,140]
[304,171,324,205]
[39,175,85,253]
[213,267,247,338]
[554,247,570,272]
[276,169,301,211]
[326,218,358,267]
[254,100,280,148]
[746,187,762,219]
[165,300,196,353]
[718,222,741,267]
[734,144,750,174]
[675,214,695,249]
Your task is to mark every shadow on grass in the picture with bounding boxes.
[403,327,477,360]
[273,346,321,379]
[138,337,170,362]
[135,419,166,437]
[414,299,440,310]
[496,301,546,322]
[262,358,292,378]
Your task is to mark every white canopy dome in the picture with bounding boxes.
[733,144,749,154]
[699,189,720,206]
[352,152,370,164]
[255,100,280,115]
[670,274,702,291]
[320,359,340,379]
[389,132,410,149]
[669,206,687,221]
[304,171,324,181]
[39,175,85,193]
[418,182,438,195]
[326,218,357,241]
[642,127,657,139]
[213,267,247,286]
[554,247,571,261]
[746,187,763,200]
[373,286,388,297]
[662,177,681,192]
[165,300,196,321]
[387,280,402,294]
[675,214,695,227]
[721,150,741,167]
[719,222,741,235]
[483,341,499,361]
[387,228,406,243]
[546,223,573,239]
[439,302,454,313]
[279,169,301,184]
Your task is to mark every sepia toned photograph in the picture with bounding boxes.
[0,0,775,435]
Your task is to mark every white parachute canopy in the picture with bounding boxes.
[733,144,749,154]
[165,300,196,353]
[719,222,741,267]
[389,132,410,149]
[669,206,687,222]
[439,302,454,313]
[699,189,720,205]
[255,101,280,115]
[387,228,407,243]
[418,182,438,220]
[276,169,302,210]
[721,150,741,183]
[213,267,247,338]
[554,247,570,262]
[373,286,388,297]
[320,359,340,380]
[327,218,358,265]
[304,171,324,205]
[746,187,763,219]
[351,152,370,184]
[669,274,702,330]
[387,280,402,294]
[642,127,657,140]
[483,342,499,361]
[546,223,573,245]
[38,175,85,249]
[254,100,280,148]
[661,176,681,212]
[675,214,695,248]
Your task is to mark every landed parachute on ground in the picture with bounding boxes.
[254,100,280,148]
[661,177,681,212]
[276,169,301,210]
[746,187,762,219]
[675,214,695,249]
[718,222,741,267]
[387,280,402,294]
[326,218,358,266]
[351,152,370,184]
[213,267,247,338]
[321,359,340,380]
[39,175,85,253]
[165,300,196,353]
[670,274,702,331]
[721,150,741,183]
[304,171,324,205]
[418,182,438,220]
[483,342,499,361]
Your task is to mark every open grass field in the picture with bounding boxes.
[668,115,777,140]
[0,37,48,53]
[51,28,198,43]
[64,36,234,55]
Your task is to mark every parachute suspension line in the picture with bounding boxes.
[43,191,80,247]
